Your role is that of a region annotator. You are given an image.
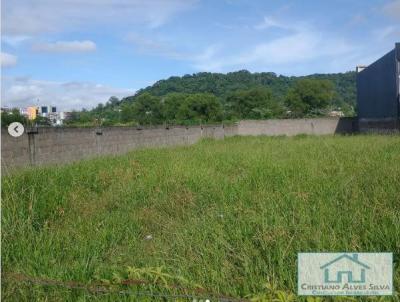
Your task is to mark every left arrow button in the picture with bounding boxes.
[8,122,24,137]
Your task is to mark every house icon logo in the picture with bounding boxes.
[298,253,393,296]
[320,253,370,284]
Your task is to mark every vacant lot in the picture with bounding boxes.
[2,135,400,301]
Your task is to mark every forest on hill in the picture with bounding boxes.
[63,70,358,126]
[125,70,356,104]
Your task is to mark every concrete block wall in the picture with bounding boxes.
[1,124,233,173]
[33,127,98,166]
[1,130,31,171]
[238,118,355,136]
[222,124,239,137]
[2,118,356,173]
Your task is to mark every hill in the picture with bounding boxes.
[122,70,356,108]
[67,70,356,126]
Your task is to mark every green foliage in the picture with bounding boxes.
[64,109,96,126]
[120,102,135,123]
[1,109,27,127]
[162,92,189,122]
[131,93,163,125]
[176,93,223,124]
[304,72,357,113]
[111,92,222,125]
[286,79,335,117]
[135,70,286,99]
[127,70,355,107]
[226,87,284,119]
[33,115,52,126]
[249,280,296,302]
[66,97,124,127]
[65,70,356,125]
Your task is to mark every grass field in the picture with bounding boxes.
[2,135,400,301]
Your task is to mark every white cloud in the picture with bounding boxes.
[247,33,351,65]
[191,45,226,71]
[3,0,198,36]
[125,34,225,71]
[238,32,320,65]
[1,77,135,111]
[125,33,183,59]
[1,52,18,67]
[123,14,357,75]
[2,35,32,47]
[124,15,354,74]
[373,26,400,41]
[32,40,97,53]
[254,16,286,30]
[191,20,354,73]
[383,0,400,19]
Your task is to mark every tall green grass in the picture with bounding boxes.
[2,135,400,301]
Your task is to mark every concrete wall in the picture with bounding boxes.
[2,129,31,170]
[1,124,236,173]
[237,118,355,136]
[1,118,355,173]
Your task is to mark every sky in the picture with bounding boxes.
[1,0,399,111]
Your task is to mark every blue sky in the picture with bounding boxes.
[1,0,399,110]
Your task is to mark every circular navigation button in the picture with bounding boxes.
[8,122,25,137]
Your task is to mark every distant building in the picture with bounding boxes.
[27,106,38,120]
[357,42,400,131]
[1,107,13,113]
[41,106,48,115]
[38,105,56,117]
[17,104,69,125]
[20,108,28,116]
[47,111,71,126]
[59,111,71,121]
[329,110,344,117]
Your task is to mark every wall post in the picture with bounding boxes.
[27,128,38,166]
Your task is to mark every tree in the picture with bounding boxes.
[120,103,135,123]
[107,96,120,107]
[176,93,222,123]
[64,110,94,126]
[1,109,27,127]
[226,87,284,119]
[131,93,163,125]
[285,79,335,117]
[162,93,188,122]
[117,70,354,109]
[64,70,356,125]
[33,116,52,126]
